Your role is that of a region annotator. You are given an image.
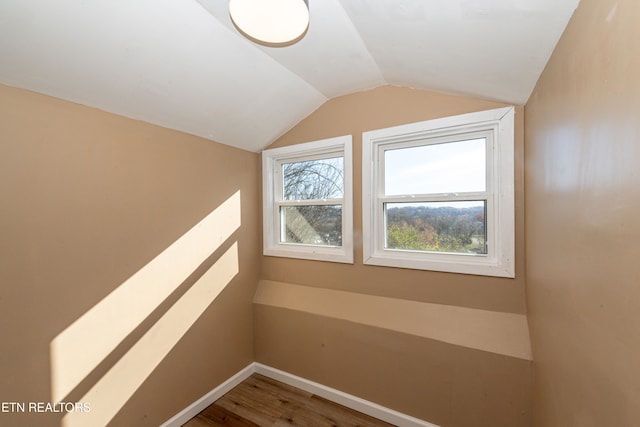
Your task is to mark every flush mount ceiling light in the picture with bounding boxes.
[229,0,309,47]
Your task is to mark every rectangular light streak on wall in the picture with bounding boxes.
[62,242,239,427]
[50,191,241,404]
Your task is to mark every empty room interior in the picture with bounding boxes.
[1,0,639,426]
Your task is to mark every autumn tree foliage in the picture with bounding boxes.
[386,205,486,254]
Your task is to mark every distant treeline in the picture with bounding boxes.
[386,205,486,254]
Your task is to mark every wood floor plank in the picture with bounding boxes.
[215,394,281,425]
[254,374,314,399]
[196,404,260,427]
[214,379,286,425]
[183,374,396,427]
[272,405,341,427]
[182,416,215,427]
[309,395,395,427]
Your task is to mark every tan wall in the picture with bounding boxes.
[257,86,531,426]
[0,84,260,426]
[524,0,640,425]
[263,86,526,313]
[255,304,532,427]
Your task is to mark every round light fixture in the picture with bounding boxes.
[229,0,309,47]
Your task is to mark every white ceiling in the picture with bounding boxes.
[0,0,580,152]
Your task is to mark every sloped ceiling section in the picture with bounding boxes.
[0,0,579,152]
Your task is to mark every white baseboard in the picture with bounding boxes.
[254,363,438,427]
[159,363,254,427]
[161,362,439,427]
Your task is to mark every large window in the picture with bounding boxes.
[362,107,515,277]
[262,136,353,263]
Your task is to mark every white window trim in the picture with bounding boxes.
[262,135,353,264]
[362,107,515,278]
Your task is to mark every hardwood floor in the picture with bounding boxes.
[182,374,396,427]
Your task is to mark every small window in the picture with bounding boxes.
[362,107,515,277]
[262,136,353,263]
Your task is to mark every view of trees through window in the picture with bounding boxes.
[385,202,487,254]
[281,157,343,246]
[278,144,487,253]
[381,137,488,255]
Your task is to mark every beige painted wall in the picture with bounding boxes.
[255,304,532,427]
[263,85,526,314]
[0,84,260,426]
[257,86,531,426]
[524,0,640,425]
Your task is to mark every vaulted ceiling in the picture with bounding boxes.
[0,0,580,152]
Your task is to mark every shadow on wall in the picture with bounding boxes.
[49,191,242,426]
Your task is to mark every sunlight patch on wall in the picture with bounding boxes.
[50,191,241,403]
[61,242,239,427]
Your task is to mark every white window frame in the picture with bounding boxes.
[362,107,515,278]
[262,135,353,263]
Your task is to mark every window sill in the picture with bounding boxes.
[364,251,514,278]
[264,244,353,264]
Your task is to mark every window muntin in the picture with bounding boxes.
[362,107,515,277]
[262,136,353,263]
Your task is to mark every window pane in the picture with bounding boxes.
[281,205,342,246]
[282,157,344,200]
[385,201,487,254]
[384,138,486,195]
